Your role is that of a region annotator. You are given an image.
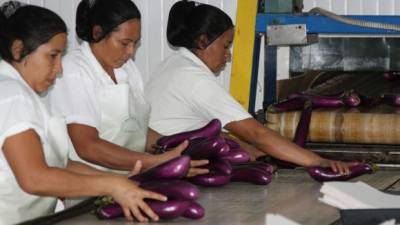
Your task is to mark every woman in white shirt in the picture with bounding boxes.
[0,2,165,224]
[145,1,351,173]
[48,0,207,174]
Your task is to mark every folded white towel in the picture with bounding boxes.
[319,181,400,209]
[265,214,302,225]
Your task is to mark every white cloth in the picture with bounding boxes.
[265,214,302,225]
[0,61,70,225]
[319,181,400,209]
[145,48,251,135]
[48,42,149,171]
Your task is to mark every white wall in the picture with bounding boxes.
[0,0,237,87]
[1,0,398,112]
[132,0,237,86]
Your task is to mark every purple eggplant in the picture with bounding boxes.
[140,180,199,201]
[220,148,250,164]
[224,138,241,149]
[183,137,230,159]
[288,90,361,108]
[156,119,221,151]
[206,159,232,175]
[342,92,361,107]
[383,71,400,81]
[269,101,312,169]
[130,156,190,182]
[96,203,123,219]
[307,163,375,182]
[96,200,194,220]
[188,172,231,187]
[233,162,275,174]
[255,163,275,174]
[182,202,205,219]
[381,93,400,106]
[293,100,312,147]
[287,93,344,109]
[269,97,308,112]
[146,200,191,219]
[231,167,272,185]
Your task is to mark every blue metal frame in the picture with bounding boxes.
[252,14,400,112]
[256,14,400,34]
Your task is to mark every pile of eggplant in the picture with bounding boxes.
[269,91,376,182]
[158,119,274,186]
[96,155,205,220]
[95,119,274,221]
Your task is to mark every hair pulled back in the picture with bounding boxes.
[167,0,233,49]
[76,0,141,42]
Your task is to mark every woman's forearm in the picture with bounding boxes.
[225,118,323,167]
[68,124,162,171]
[78,138,160,171]
[66,159,120,176]
[145,128,162,154]
[27,167,120,198]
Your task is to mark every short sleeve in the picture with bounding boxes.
[48,67,99,129]
[189,78,252,127]
[0,95,44,148]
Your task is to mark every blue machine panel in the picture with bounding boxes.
[256,14,400,34]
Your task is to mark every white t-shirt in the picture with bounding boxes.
[145,48,251,135]
[48,41,145,130]
[0,61,66,224]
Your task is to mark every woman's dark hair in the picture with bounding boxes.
[0,1,67,62]
[167,1,234,49]
[76,0,141,42]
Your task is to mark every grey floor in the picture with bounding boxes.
[57,169,400,225]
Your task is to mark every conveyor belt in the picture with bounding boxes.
[267,72,400,145]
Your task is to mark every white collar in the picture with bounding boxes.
[80,41,123,84]
[0,60,32,91]
[178,47,214,75]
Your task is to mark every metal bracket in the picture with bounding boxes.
[266,24,309,45]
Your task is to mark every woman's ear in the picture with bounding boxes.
[92,25,103,41]
[196,34,210,50]
[11,40,24,61]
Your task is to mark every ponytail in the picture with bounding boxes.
[167,0,196,47]
[76,0,141,42]
[76,0,92,41]
[0,1,66,62]
[167,0,233,49]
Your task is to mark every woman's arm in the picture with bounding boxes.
[67,123,208,174]
[66,159,114,176]
[3,129,166,222]
[145,128,161,154]
[219,132,265,161]
[67,123,177,170]
[225,118,350,173]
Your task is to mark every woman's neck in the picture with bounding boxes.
[90,43,117,83]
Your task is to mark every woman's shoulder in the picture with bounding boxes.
[61,48,98,83]
[0,77,33,104]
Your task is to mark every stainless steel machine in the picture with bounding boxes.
[256,1,400,166]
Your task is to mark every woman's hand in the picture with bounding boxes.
[316,158,352,175]
[110,160,167,222]
[110,178,167,222]
[187,159,209,177]
[157,140,209,177]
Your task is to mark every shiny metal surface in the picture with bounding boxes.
[57,170,400,225]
